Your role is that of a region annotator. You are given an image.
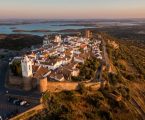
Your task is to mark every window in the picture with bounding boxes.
[29,65,31,70]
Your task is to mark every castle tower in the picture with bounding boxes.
[39,77,48,93]
[85,30,92,38]
[21,55,32,78]
[43,34,50,46]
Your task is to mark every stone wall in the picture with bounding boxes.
[47,82,79,92]
[10,104,43,120]
[84,82,101,91]
[8,74,33,91]
[8,70,103,93]
[46,81,101,92]
[9,75,22,86]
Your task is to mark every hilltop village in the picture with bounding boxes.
[8,31,103,92]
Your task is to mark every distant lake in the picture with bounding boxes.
[0,21,139,36]
[0,22,95,36]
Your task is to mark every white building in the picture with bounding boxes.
[57,45,65,52]
[21,56,33,77]
[54,35,61,43]
[73,50,81,55]
[74,56,84,63]
[71,69,80,77]
[43,35,51,46]
[50,73,65,82]
[40,59,63,70]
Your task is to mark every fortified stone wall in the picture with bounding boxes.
[9,75,22,86]
[47,82,79,92]
[8,73,33,91]
[8,69,103,93]
[84,82,101,91]
[46,81,101,92]
[10,104,43,120]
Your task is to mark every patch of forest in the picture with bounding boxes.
[0,34,43,50]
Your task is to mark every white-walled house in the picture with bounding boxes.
[40,59,63,70]
[73,50,81,55]
[61,57,72,65]
[71,69,80,77]
[49,72,65,81]
[74,56,84,63]
[49,50,57,56]
[57,45,65,52]
[43,35,51,46]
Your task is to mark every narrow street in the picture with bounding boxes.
[102,37,110,69]
[93,34,110,82]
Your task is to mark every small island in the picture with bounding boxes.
[13,29,51,33]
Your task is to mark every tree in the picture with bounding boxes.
[77,83,87,94]
[10,60,22,76]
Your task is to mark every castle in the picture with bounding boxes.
[8,33,102,93]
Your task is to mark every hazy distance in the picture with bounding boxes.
[0,0,145,19]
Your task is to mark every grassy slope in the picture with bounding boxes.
[103,33,145,120]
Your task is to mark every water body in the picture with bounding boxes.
[0,21,139,36]
[0,22,94,36]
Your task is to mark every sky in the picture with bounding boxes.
[0,0,145,19]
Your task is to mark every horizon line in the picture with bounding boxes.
[0,17,145,20]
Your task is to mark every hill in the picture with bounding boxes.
[29,33,145,120]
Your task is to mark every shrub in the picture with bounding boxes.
[117,86,130,100]
[84,111,99,120]
[99,110,113,120]
[0,55,4,59]
[86,91,105,108]
[118,101,127,110]
[78,57,99,80]
[71,76,82,82]
[10,60,22,76]
[77,83,87,94]
[108,73,118,85]
[59,90,77,101]
[126,74,136,81]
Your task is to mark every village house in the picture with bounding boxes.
[49,71,65,82]
[74,55,85,63]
